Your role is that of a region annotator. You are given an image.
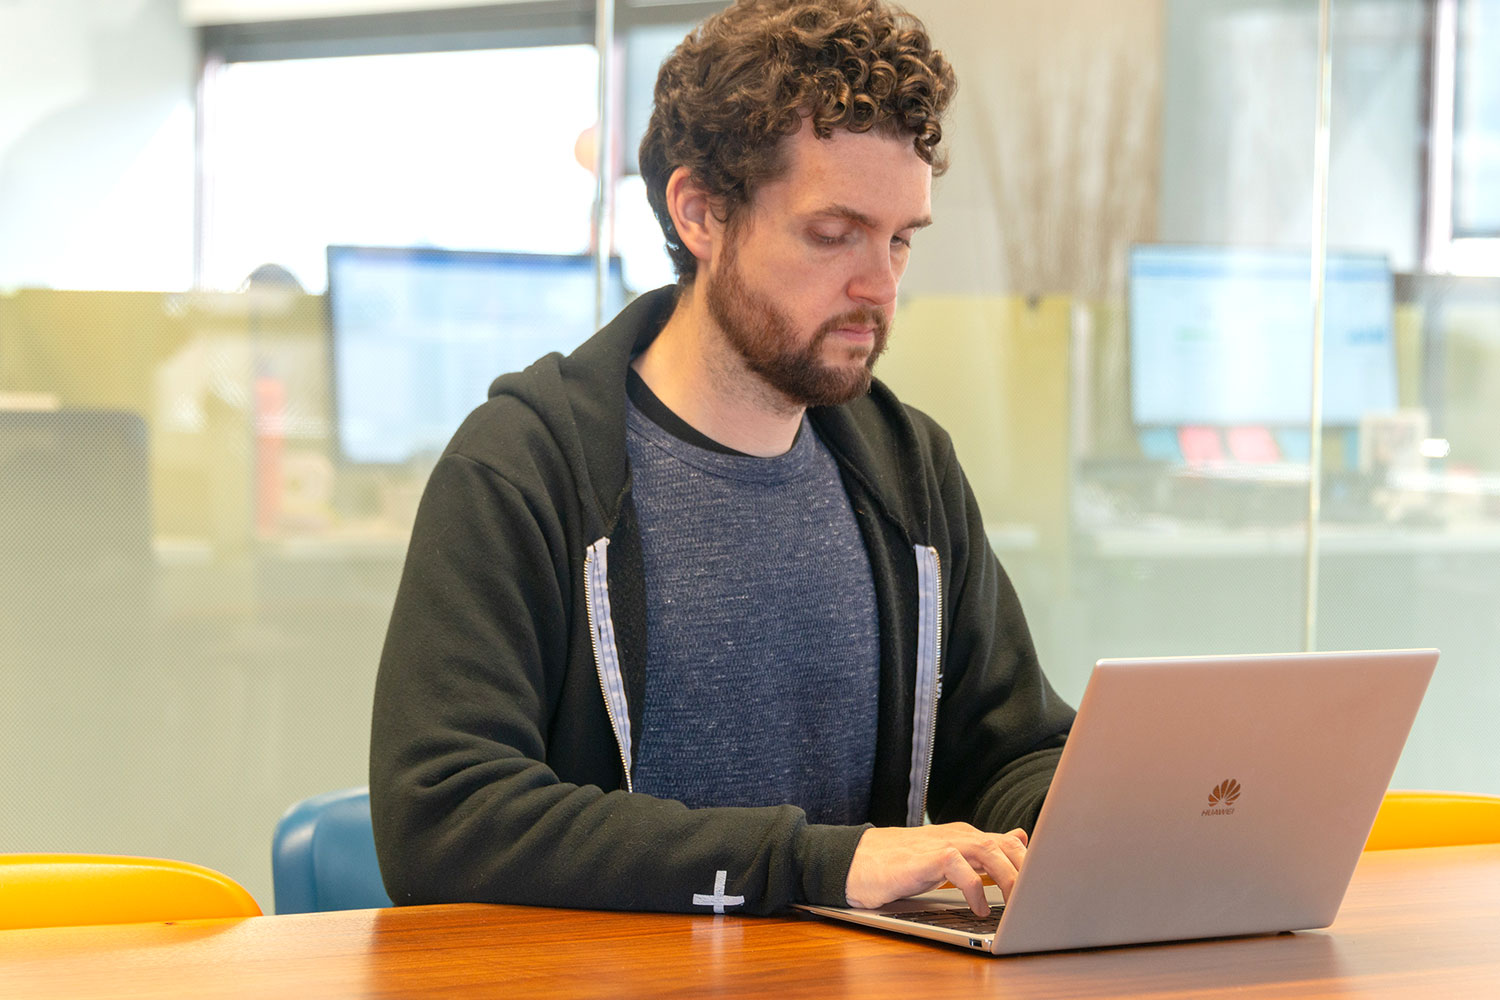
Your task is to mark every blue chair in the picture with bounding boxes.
[272,787,393,914]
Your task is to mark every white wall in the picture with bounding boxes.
[0,0,196,292]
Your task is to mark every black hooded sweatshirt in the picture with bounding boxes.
[370,286,1075,915]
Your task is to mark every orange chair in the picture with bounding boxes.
[0,854,262,930]
[1364,791,1500,851]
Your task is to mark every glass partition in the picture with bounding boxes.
[0,4,619,910]
[885,0,1332,702]
[1,0,1494,914]
[1316,0,1500,790]
[885,0,1498,794]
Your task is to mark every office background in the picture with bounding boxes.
[1,0,1496,911]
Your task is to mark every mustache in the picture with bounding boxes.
[815,306,890,340]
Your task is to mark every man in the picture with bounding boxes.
[370,0,1074,918]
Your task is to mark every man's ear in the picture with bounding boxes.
[664,166,717,267]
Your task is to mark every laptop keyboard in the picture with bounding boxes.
[883,905,1004,935]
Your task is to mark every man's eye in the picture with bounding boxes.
[812,232,847,246]
[892,234,914,250]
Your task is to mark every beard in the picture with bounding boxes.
[705,236,890,409]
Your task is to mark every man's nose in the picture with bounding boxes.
[848,246,900,307]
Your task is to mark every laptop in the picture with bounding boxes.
[796,648,1438,955]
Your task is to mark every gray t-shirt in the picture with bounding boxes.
[625,391,880,825]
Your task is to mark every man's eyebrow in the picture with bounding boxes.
[815,204,933,231]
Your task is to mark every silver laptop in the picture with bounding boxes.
[797,648,1438,955]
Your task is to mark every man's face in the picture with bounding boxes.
[703,125,933,408]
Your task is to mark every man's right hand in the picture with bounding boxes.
[844,823,1029,915]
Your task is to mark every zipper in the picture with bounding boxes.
[907,544,943,825]
[584,538,634,792]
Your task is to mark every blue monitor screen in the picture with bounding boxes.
[327,246,625,466]
[1129,245,1397,427]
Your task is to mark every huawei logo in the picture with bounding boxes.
[1208,779,1241,807]
[1202,779,1240,816]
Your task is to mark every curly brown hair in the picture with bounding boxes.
[638,0,957,281]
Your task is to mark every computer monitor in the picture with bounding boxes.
[326,246,625,466]
[1128,245,1398,428]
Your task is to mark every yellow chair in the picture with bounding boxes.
[0,854,262,930]
[1364,791,1500,851]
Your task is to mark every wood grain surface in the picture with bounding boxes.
[3,845,1498,999]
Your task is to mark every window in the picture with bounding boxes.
[195,2,728,294]
[199,45,600,292]
[1453,0,1500,237]
[1428,0,1500,274]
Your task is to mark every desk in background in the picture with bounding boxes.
[3,845,1498,999]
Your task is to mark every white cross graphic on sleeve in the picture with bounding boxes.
[691,870,745,914]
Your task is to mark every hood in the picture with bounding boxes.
[483,283,936,546]
[484,287,677,537]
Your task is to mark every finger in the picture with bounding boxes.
[994,830,1028,866]
[970,832,1028,897]
[1006,827,1029,848]
[936,848,990,916]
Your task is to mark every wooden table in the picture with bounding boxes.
[4,845,1499,999]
